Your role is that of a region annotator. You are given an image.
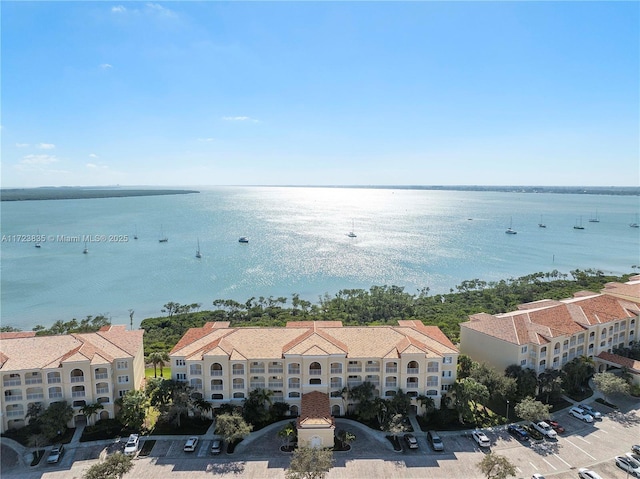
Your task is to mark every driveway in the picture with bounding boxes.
[2,396,639,479]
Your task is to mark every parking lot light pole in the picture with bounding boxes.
[506,400,510,421]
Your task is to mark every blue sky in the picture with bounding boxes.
[2,1,638,187]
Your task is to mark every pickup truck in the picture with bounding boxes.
[531,421,557,439]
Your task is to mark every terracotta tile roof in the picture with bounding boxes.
[298,391,334,427]
[0,331,36,339]
[463,291,639,346]
[0,328,143,371]
[171,322,458,360]
[596,351,640,372]
[170,322,226,354]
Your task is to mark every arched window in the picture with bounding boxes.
[407,361,419,374]
[309,362,321,375]
[210,363,223,376]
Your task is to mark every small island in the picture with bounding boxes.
[0,187,199,201]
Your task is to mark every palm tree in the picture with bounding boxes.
[148,351,169,378]
[80,402,104,426]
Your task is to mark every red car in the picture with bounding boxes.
[545,420,565,434]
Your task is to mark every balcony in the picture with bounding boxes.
[268,367,284,374]
[426,381,439,388]
[96,387,109,394]
[232,384,244,390]
[427,367,439,373]
[385,381,397,388]
[71,391,86,398]
[3,380,21,387]
[365,366,380,373]
[26,393,44,400]
[250,382,265,389]
[268,381,284,389]
[330,368,342,374]
[347,366,362,373]
[347,380,362,388]
[289,368,301,375]
[6,410,24,418]
[250,368,265,374]
[95,373,108,380]
[212,385,223,391]
[211,370,223,377]
[49,392,63,399]
[407,368,419,374]
[25,377,43,385]
[309,370,322,376]
[385,367,398,374]
[232,368,245,376]
[5,395,23,402]
[70,376,85,383]
[330,382,342,389]
[48,377,62,384]
[406,383,419,389]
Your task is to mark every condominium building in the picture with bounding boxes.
[459,277,640,375]
[0,325,145,433]
[169,320,459,417]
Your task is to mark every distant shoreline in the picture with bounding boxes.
[0,188,200,201]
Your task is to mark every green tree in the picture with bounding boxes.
[561,357,594,395]
[336,429,355,449]
[148,351,169,378]
[116,390,148,431]
[477,452,517,479]
[80,402,105,426]
[457,354,475,379]
[470,363,516,402]
[453,377,490,425]
[243,388,273,426]
[387,413,408,442]
[537,369,563,403]
[83,452,133,479]
[505,365,538,401]
[513,396,551,422]
[593,372,630,402]
[278,421,297,449]
[285,446,334,479]
[40,401,74,440]
[215,412,253,445]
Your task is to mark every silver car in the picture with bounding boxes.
[47,444,65,464]
[577,404,602,420]
[569,406,594,422]
[578,469,603,479]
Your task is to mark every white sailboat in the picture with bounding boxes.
[83,241,89,254]
[538,215,546,228]
[588,209,600,223]
[347,220,357,238]
[505,217,517,234]
[196,239,202,258]
[630,214,640,228]
[134,224,138,240]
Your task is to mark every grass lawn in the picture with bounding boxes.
[145,367,171,380]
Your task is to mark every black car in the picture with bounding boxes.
[507,424,530,441]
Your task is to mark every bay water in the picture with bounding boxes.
[1,187,639,330]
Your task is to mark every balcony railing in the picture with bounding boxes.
[330,368,342,374]
[268,382,284,389]
[6,410,23,418]
[385,381,397,388]
[48,377,62,384]
[95,373,108,380]
[347,367,362,373]
[250,382,265,389]
[407,368,419,374]
[70,376,85,383]
[268,367,283,374]
[289,368,301,375]
[347,380,362,387]
[232,369,245,375]
[96,387,109,394]
[427,367,439,373]
[309,370,322,376]
[385,367,398,374]
[189,369,202,376]
[233,384,244,390]
[5,395,23,402]
[49,392,63,399]
[250,368,265,374]
[406,383,419,389]
[3,380,21,387]
[426,381,439,387]
[191,385,203,391]
[25,378,43,385]
[289,383,301,389]
[26,393,44,400]
[211,370,223,376]
[212,385,223,391]
[330,382,341,389]
[71,391,86,398]
[365,366,380,372]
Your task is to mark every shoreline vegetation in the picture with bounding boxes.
[3,269,628,357]
[0,187,199,201]
[1,185,638,201]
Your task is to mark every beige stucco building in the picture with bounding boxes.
[169,320,459,418]
[459,276,640,375]
[0,325,145,433]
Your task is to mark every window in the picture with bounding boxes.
[117,375,130,384]
[521,346,527,354]
[116,361,128,370]
[176,373,187,381]
[520,359,527,366]
[176,359,186,367]
[118,390,130,397]
[442,357,452,364]
[442,371,452,378]
[441,384,452,392]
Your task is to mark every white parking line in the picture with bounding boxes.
[529,461,539,471]
[516,467,522,473]
[542,458,557,470]
[575,436,591,444]
[553,452,572,468]
[597,428,609,433]
[564,438,596,460]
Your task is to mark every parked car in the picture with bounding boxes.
[404,433,419,449]
[577,404,602,420]
[523,424,544,441]
[531,474,546,479]
[569,406,594,423]
[47,444,65,464]
[531,421,557,439]
[427,430,444,451]
[507,424,529,441]
[211,439,223,454]
[184,436,199,452]
[615,455,640,477]
[124,434,140,456]
[633,445,640,455]
[544,419,565,434]
[472,430,491,448]
[578,469,603,479]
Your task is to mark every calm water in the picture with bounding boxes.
[1,187,639,330]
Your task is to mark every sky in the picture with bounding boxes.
[1,1,638,187]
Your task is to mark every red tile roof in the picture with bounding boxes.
[298,391,334,428]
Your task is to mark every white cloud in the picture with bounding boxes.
[15,143,29,148]
[222,116,259,122]
[36,143,56,150]
[20,154,59,165]
[86,162,108,170]
[112,6,126,13]
[146,3,175,17]
[100,63,113,70]
[89,153,99,158]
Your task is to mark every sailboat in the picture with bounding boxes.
[83,241,89,254]
[573,216,585,230]
[35,229,42,248]
[538,215,546,228]
[133,224,138,240]
[588,210,600,223]
[347,220,357,238]
[195,239,202,258]
[631,214,640,228]
[159,225,168,243]
[505,217,517,234]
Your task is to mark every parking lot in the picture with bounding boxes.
[2,398,639,479]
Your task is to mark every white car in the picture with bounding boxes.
[569,406,594,422]
[616,454,640,477]
[472,430,491,448]
[124,434,140,456]
[531,474,546,479]
[577,404,602,420]
[531,421,557,439]
[578,469,604,479]
[184,436,199,452]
